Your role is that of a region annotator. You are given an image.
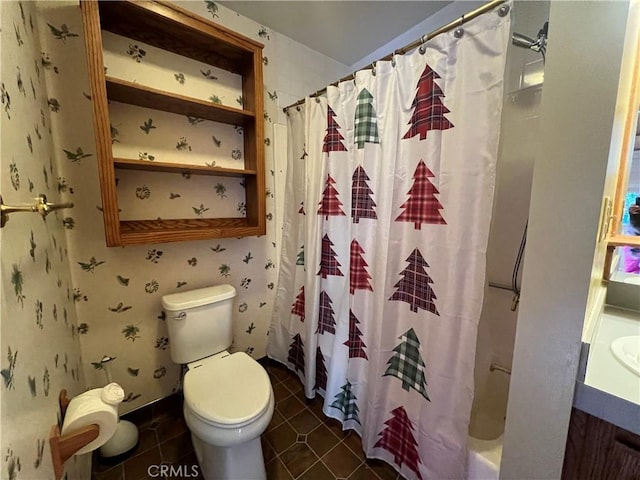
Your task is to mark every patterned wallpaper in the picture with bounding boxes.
[33,0,349,415]
[0,1,90,479]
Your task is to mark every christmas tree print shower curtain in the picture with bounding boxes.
[268,6,510,479]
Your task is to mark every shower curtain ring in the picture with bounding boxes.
[453,15,465,38]
[418,35,427,55]
[296,105,301,111]
[391,53,397,68]
[372,63,376,76]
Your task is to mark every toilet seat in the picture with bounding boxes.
[183,352,271,429]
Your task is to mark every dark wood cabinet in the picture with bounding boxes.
[563,408,640,479]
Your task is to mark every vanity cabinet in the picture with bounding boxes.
[563,408,640,479]
[81,0,265,246]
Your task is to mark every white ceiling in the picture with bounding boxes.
[218,1,452,66]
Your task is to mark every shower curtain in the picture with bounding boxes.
[268,6,510,479]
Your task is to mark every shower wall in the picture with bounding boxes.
[34,0,349,414]
[0,2,89,478]
[471,0,550,433]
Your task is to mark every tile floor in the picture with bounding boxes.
[91,359,403,480]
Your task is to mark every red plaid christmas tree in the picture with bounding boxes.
[383,328,430,401]
[318,234,343,278]
[350,239,373,294]
[344,310,368,359]
[291,286,305,322]
[389,248,439,315]
[314,346,328,391]
[330,380,361,424]
[351,165,377,223]
[316,290,336,335]
[287,333,305,373]
[296,245,305,266]
[298,202,305,215]
[396,160,445,229]
[403,63,453,140]
[374,406,423,480]
[318,174,346,220]
[323,105,348,152]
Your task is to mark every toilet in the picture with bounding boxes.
[162,285,274,480]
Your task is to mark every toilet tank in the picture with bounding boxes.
[161,285,236,364]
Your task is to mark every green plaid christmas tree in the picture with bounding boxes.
[374,406,423,480]
[389,248,439,315]
[296,245,305,266]
[287,333,305,373]
[330,380,361,424]
[383,328,430,401]
[354,88,379,149]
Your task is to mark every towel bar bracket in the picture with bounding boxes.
[0,194,74,228]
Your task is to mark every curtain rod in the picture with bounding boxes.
[283,0,508,112]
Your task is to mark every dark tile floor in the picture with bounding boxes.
[92,360,403,480]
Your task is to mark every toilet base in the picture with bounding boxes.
[191,433,266,480]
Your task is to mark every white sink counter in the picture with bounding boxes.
[584,306,640,406]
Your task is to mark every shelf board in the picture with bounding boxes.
[119,218,264,245]
[106,77,255,126]
[97,0,262,74]
[608,234,640,248]
[113,158,256,177]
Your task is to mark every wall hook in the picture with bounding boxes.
[0,194,74,228]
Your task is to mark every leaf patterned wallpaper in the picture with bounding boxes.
[32,0,349,417]
[0,2,90,479]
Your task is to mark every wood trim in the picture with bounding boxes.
[242,47,266,234]
[607,234,640,248]
[611,37,640,235]
[81,0,121,246]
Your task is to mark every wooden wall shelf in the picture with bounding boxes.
[114,158,256,177]
[81,0,265,246]
[120,218,260,245]
[106,77,256,126]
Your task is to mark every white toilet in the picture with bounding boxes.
[162,285,274,480]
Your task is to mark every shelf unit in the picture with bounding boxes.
[81,0,265,246]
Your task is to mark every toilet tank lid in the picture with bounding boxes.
[161,285,236,311]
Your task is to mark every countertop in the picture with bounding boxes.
[574,306,640,435]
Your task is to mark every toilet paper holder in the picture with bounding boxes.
[49,389,100,480]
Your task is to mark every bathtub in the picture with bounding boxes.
[468,433,503,480]
[467,366,510,479]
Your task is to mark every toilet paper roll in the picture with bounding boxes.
[61,384,123,455]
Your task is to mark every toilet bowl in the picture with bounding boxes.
[183,352,274,480]
[161,286,274,480]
